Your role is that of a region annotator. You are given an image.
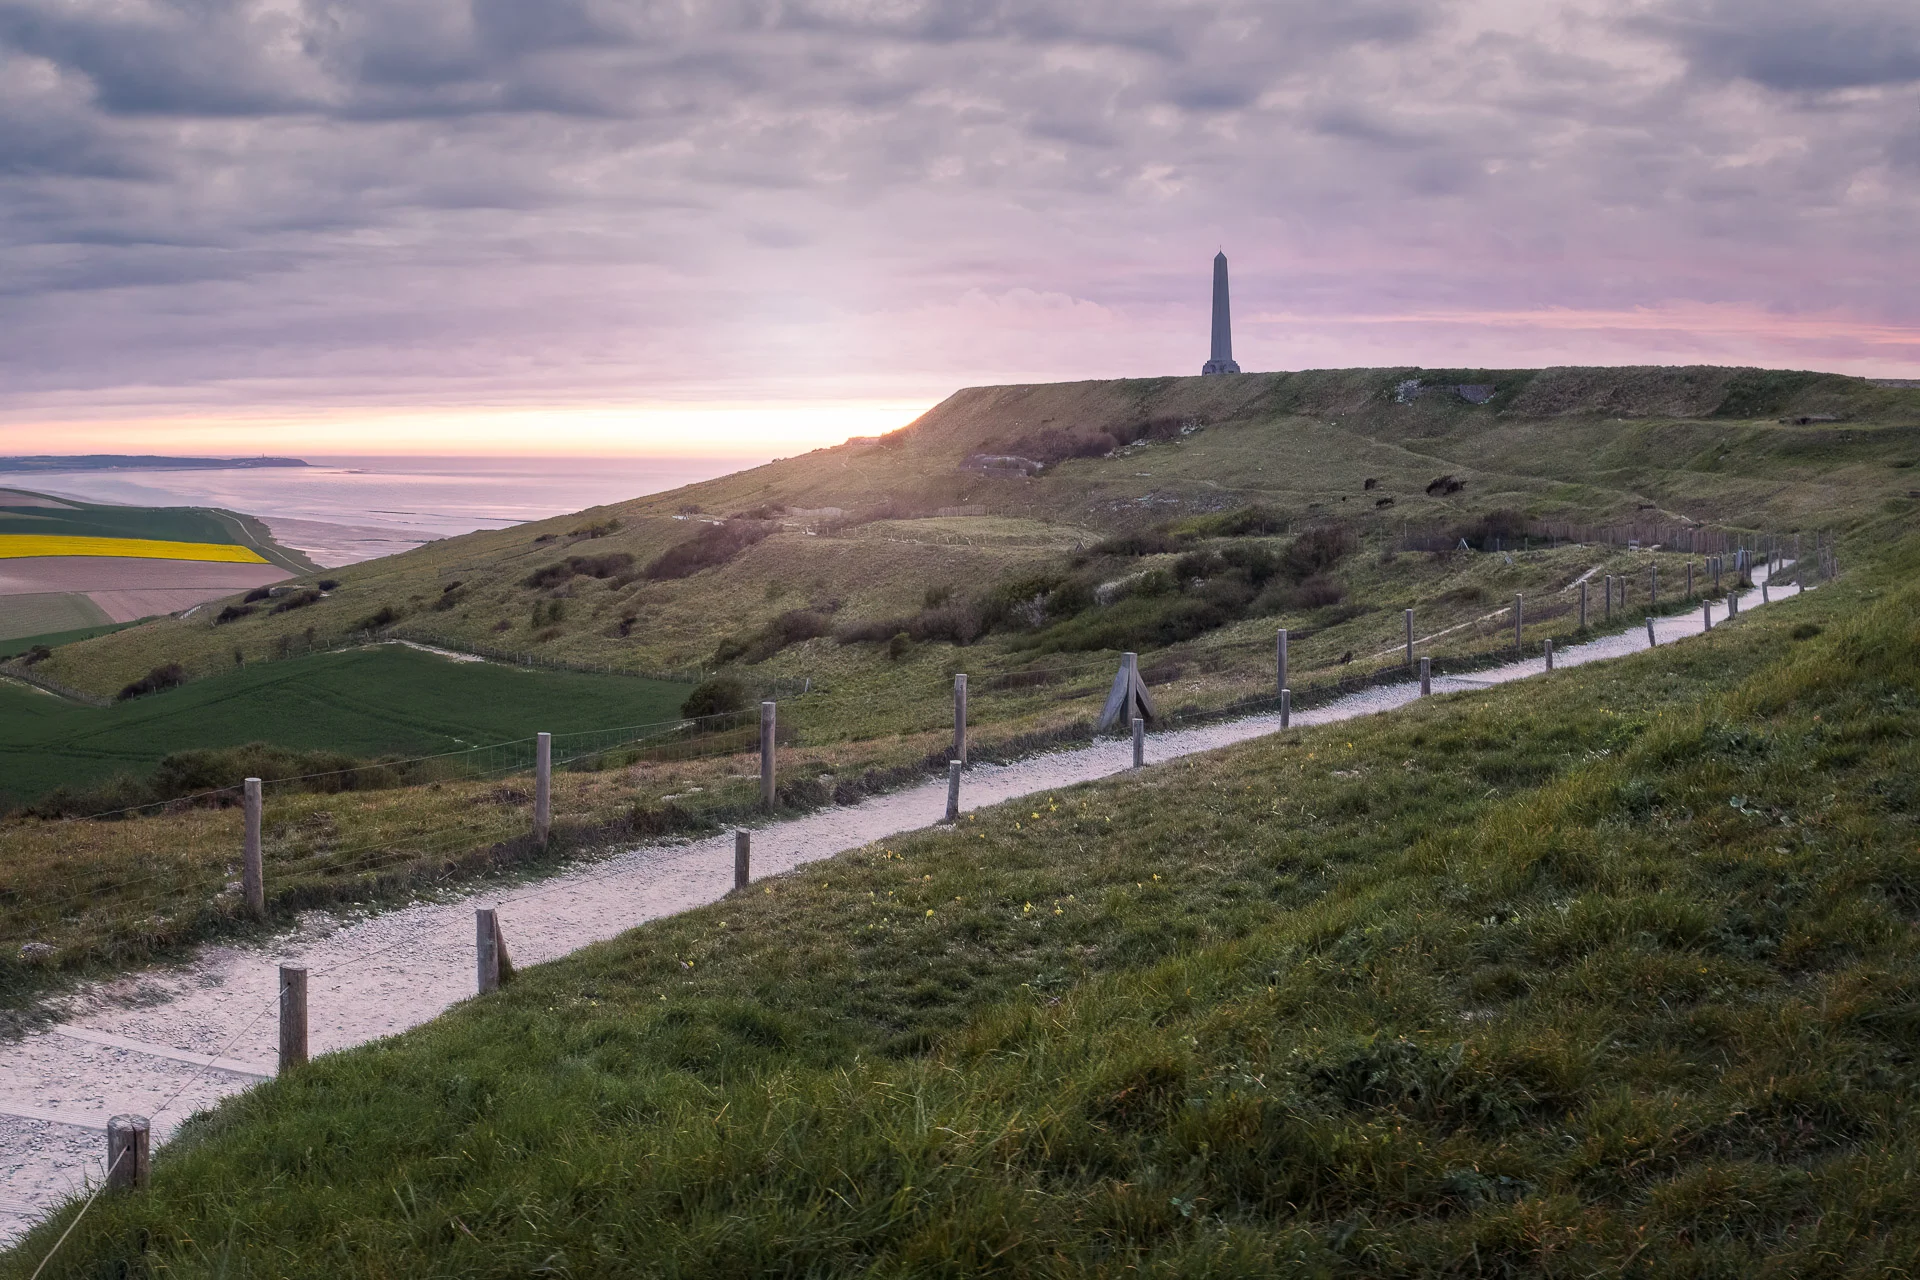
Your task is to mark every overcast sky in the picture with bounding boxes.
[3,0,1918,453]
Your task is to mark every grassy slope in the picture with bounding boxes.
[0,646,691,807]
[28,366,1920,705]
[11,529,1916,1276]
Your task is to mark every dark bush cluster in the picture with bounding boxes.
[716,606,838,664]
[116,663,187,702]
[643,520,774,580]
[243,586,273,603]
[525,552,636,589]
[1426,474,1467,496]
[358,605,401,631]
[215,604,255,625]
[567,518,622,539]
[1449,509,1529,550]
[270,590,321,615]
[983,416,1194,468]
[681,676,748,718]
[1090,529,1179,557]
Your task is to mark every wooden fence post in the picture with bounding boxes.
[1419,657,1431,696]
[279,965,308,1073]
[1513,595,1524,649]
[1404,609,1414,670]
[1650,563,1657,609]
[1686,562,1693,597]
[760,702,776,808]
[1580,581,1588,629]
[945,762,962,820]
[534,732,551,847]
[735,829,750,888]
[106,1115,149,1192]
[1604,575,1613,622]
[243,777,265,919]
[1276,628,1288,697]
[1703,600,1712,631]
[1544,639,1554,671]
[1131,718,1145,769]
[476,908,501,994]
[1645,616,1656,647]
[1280,688,1292,728]
[953,674,967,767]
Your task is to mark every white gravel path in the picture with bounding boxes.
[0,563,1802,1245]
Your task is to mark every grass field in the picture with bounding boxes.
[0,645,693,808]
[0,619,139,658]
[0,591,111,643]
[9,528,1912,1277]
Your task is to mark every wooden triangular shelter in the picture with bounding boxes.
[1096,652,1156,731]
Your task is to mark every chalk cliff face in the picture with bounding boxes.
[1202,251,1241,376]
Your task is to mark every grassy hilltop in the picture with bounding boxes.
[7,364,1920,1273]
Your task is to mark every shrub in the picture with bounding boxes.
[22,644,52,665]
[116,663,187,702]
[681,677,748,718]
[270,590,321,615]
[568,518,621,538]
[358,605,401,631]
[316,579,339,591]
[1426,474,1467,496]
[1450,509,1528,550]
[644,520,775,580]
[1091,529,1178,556]
[215,604,255,625]
[1280,525,1355,580]
[243,586,273,603]
[888,631,913,660]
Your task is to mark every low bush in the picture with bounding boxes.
[525,553,636,590]
[358,605,401,630]
[115,663,187,702]
[269,590,321,615]
[242,586,273,603]
[214,604,255,625]
[680,676,748,718]
[644,520,775,580]
[1091,529,1178,556]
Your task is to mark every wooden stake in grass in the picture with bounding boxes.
[1704,599,1713,631]
[1580,581,1588,629]
[1513,595,1524,650]
[1275,628,1288,696]
[106,1115,149,1192]
[1605,575,1613,622]
[1404,608,1414,670]
[243,777,265,919]
[945,762,962,820]
[760,702,776,808]
[1545,639,1554,671]
[1131,718,1144,769]
[1419,657,1430,696]
[952,673,967,767]
[475,908,512,994]
[534,732,552,848]
[279,965,307,1073]
[1650,563,1658,609]
[734,829,750,888]
[1280,688,1292,728]
[1686,562,1693,598]
[1645,616,1657,647]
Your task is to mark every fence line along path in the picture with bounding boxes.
[0,563,1804,1246]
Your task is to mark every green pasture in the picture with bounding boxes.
[0,494,243,544]
[0,591,112,643]
[0,645,692,808]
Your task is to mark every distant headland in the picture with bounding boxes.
[0,455,312,473]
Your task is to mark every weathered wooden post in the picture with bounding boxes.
[1544,639,1554,671]
[1419,656,1431,696]
[476,908,502,994]
[1280,688,1292,728]
[1649,563,1657,610]
[1703,600,1713,631]
[1762,579,1770,604]
[279,965,307,1073]
[945,762,962,820]
[106,1115,150,1192]
[734,829,751,888]
[760,701,776,808]
[1686,562,1693,598]
[1404,609,1414,670]
[1580,581,1588,629]
[952,673,967,767]
[533,732,552,847]
[1729,588,1739,617]
[1645,616,1656,647]
[1131,718,1145,769]
[1513,595,1524,649]
[1604,575,1613,622]
[243,777,265,919]
[1275,628,1289,696]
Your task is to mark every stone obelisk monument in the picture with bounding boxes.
[1201,250,1241,375]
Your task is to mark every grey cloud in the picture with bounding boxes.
[1640,0,1920,91]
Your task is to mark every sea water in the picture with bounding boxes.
[15,455,753,566]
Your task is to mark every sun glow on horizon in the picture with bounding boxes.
[1,400,938,460]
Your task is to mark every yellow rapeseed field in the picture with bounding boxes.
[0,534,268,563]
